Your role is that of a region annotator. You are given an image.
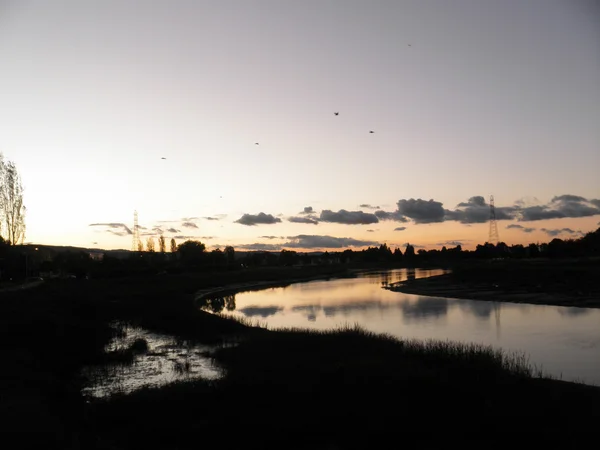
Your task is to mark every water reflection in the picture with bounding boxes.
[201,294,236,313]
[238,305,283,318]
[200,268,600,386]
[401,297,448,321]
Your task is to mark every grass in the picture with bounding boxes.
[87,324,600,449]
[2,262,600,449]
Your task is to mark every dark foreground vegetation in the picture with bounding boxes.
[2,230,600,449]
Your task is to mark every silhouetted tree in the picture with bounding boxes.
[177,240,206,266]
[137,240,144,252]
[279,249,299,266]
[224,246,235,265]
[170,238,177,253]
[0,156,26,245]
[404,243,415,258]
[158,235,166,253]
[146,237,155,253]
[527,243,540,258]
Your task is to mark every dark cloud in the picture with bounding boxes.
[89,223,133,235]
[374,210,408,222]
[436,240,464,246]
[540,228,582,237]
[259,236,282,240]
[319,209,379,225]
[167,228,180,233]
[182,222,199,228]
[281,235,378,249]
[394,227,407,231]
[235,212,282,226]
[396,199,445,224]
[506,224,536,233]
[173,235,201,240]
[299,206,314,215]
[288,216,319,225]
[237,243,282,251]
[200,236,216,240]
[518,195,600,221]
[359,204,380,210]
[204,217,220,221]
[445,196,515,223]
[107,230,129,237]
[514,196,541,207]
[552,194,587,203]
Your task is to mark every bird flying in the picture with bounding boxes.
[369,131,374,134]
[334,112,339,116]
[161,157,166,160]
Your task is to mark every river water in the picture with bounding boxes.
[200,268,600,386]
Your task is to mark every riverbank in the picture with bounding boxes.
[3,263,600,449]
[387,258,600,308]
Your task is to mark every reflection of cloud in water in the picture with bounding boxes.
[557,307,591,317]
[291,305,320,322]
[456,299,494,319]
[322,301,393,317]
[401,297,448,321]
[238,305,284,318]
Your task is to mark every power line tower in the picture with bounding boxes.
[488,195,500,244]
[132,210,141,251]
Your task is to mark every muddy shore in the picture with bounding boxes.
[386,273,600,308]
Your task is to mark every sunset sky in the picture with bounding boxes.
[1,0,599,252]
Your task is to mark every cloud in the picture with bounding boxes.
[182,217,200,221]
[182,222,199,228]
[394,227,407,231]
[89,223,133,235]
[173,235,201,240]
[299,206,314,215]
[396,199,445,224]
[107,230,129,237]
[366,229,375,232]
[445,196,515,223]
[540,228,582,237]
[281,235,378,249]
[319,209,379,225]
[359,204,380,210]
[167,228,180,233]
[259,236,282,240]
[436,240,464,246]
[204,216,220,221]
[288,216,319,225]
[374,210,408,222]
[237,243,282,251]
[518,195,600,221]
[506,224,536,233]
[235,212,282,226]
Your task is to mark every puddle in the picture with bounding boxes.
[81,323,228,399]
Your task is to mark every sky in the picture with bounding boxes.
[1,0,599,252]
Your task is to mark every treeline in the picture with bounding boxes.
[2,227,599,281]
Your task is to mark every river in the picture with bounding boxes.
[199,268,600,386]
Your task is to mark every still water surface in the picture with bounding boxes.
[201,268,600,386]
